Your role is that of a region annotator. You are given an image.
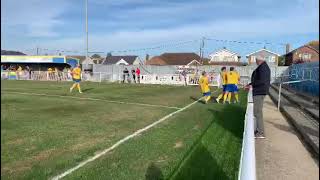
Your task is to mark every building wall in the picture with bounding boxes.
[285,46,319,65]
[209,50,239,62]
[248,50,278,66]
[115,59,129,65]
[132,57,142,65]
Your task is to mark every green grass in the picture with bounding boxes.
[1,80,247,180]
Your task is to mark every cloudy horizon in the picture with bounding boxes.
[1,0,319,58]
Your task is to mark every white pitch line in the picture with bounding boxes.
[50,97,201,180]
[51,89,218,180]
[1,91,181,110]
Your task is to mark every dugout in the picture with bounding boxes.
[0,55,80,71]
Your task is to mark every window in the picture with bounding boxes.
[251,56,256,62]
[212,56,219,62]
[302,53,311,60]
[268,56,276,63]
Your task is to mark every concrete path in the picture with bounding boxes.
[255,96,319,180]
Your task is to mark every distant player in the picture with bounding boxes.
[199,71,211,104]
[69,64,82,93]
[223,67,240,103]
[216,67,227,103]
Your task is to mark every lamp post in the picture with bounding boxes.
[85,0,88,60]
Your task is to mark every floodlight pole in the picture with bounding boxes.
[85,0,88,59]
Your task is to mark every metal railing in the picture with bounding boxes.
[277,79,318,111]
[238,88,256,180]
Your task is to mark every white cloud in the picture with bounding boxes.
[1,0,70,37]
[24,10,318,53]
[1,0,318,54]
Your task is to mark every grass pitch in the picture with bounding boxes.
[1,80,247,180]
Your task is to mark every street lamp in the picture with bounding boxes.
[85,0,88,60]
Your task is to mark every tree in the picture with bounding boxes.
[107,52,112,57]
[145,54,150,61]
[91,54,101,59]
[278,56,285,66]
[307,40,319,46]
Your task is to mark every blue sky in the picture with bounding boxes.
[1,0,319,59]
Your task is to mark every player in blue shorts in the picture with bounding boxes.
[216,67,227,103]
[223,67,240,103]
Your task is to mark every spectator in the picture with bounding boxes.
[67,68,72,79]
[26,66,32,80]
[136,67,141,83]
[181,70,187,86]
[191,70,196,84]
[123,68,129,83]
[17,66,23,79]
[48,67,53,73]
[245,55,271,139]
[55,67,61,81]
[63,67,68,73]
[131,69,136,83]
[17,66,22,71]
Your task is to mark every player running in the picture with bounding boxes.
[216,67,227,103]
[199,71,211,104]
[223,67,240,104]
[69,64,82,93]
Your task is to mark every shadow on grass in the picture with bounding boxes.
[172,143,229,180]
[189,96,205,104]
[82,88,94,92]
[145,163,164,180]
[189,96,218,104]
[208,104,246,139]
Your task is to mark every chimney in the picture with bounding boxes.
[286,44,291,54]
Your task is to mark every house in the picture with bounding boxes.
[205,61,247,66]
[146,53,201,65]
[283,42,319,65]
[246,48,280,66]
[91,57,104,64]
[103,56,141,65]
[208,47,240,63]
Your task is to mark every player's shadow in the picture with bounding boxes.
[208,105,245,139]
[189,96,218,104]
[145,163,164,180]
[82,88,94,92]
[171,143,229,180]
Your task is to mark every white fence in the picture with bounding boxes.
[93,64,289,83]
[1,64,288,87]
[140,73,220,86]
[238,88,256,180]
[0,71,115,82]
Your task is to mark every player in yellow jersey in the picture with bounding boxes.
[223,67,240,103]
[69,64,82,93]
[216,67,227,103]
[199,71,211,104]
